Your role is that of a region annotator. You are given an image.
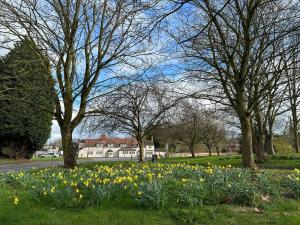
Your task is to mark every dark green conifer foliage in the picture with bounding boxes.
[0,40,54,158]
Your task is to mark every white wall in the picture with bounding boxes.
[78,146,155,158]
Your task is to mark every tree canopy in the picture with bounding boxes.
[0,39,54,158]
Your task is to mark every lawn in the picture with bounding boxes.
[160,154,300,169]
[1,156,300,225]
[31,156,64,161]
[1,182,300,225]
[0,183,174,225]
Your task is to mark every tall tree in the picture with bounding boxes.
[0,0,166,167]
[285,40,300,153]
[170,101,204,157]
[85,80,180,162]
[172,0,300,168]
[0,40,54,158]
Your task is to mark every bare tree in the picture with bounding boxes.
[172,0,300,168]
[261,81,287,156]
[170,101,204,157]
[85,79,181,162]
[250,45,288,161]
[169,101,226,157]
[211,124,226,156]
[284,40,300,153]
[0,0,167,168]
[202,116,226,156]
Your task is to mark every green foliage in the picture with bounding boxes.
[0,39,54,158]
[0,162,294,210]
[0,183,174,225]
[281,170,300,199]
[172,179,208,207]
[273,136,294,154]
[136,179,168,209]
[4,162,300,225]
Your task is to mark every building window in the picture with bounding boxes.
[96,150,102,155]
[120,144,127,147]
[108,144,114,147]
[88,150,93,155]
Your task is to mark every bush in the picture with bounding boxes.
[273,137,295,154]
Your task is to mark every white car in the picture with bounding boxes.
[36,150,59,158]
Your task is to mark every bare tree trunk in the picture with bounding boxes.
[189,145,196,157]
[292,110,299,153]
[207,145,212,156]
[251,119,259,158]
[251,125,265,163]
[61,126,76,168]
[165,142,169,157]
[240,115,256,169]
[256,137,265,162]
[289,77,299,152]
[216,146,220,156]
[253,107,265,162]
[265,118,275,155]
[137,139,145,162]
[265,130,275,155]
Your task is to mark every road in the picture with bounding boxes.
[0,158,135,173]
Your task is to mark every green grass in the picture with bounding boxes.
[2,155,300,225]
[0,159,29,164]
[159,154,300,170]
[0,183,174,225]
[31,156,63,161]
[168,201,300,225]
[160,155,242,167]
[1,181,300,225]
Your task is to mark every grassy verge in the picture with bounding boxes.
[2,156,300,225]
[168,200,300,225]
[31,156,63,161]
[159,155,242,167]
[0,159,30,164]
[0,184,173,225]
[159,154,300,169]
[1,182,300,225]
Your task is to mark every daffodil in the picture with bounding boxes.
[83,180,89,187]
[13,196,19,205]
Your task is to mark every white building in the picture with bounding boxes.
[78,134,154,158]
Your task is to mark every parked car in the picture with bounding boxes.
[35,150,59,158]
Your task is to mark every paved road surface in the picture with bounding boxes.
[0,158,135,173]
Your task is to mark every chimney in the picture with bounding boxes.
[100,134,107,140]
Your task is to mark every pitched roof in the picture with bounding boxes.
[79,134,139,147]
